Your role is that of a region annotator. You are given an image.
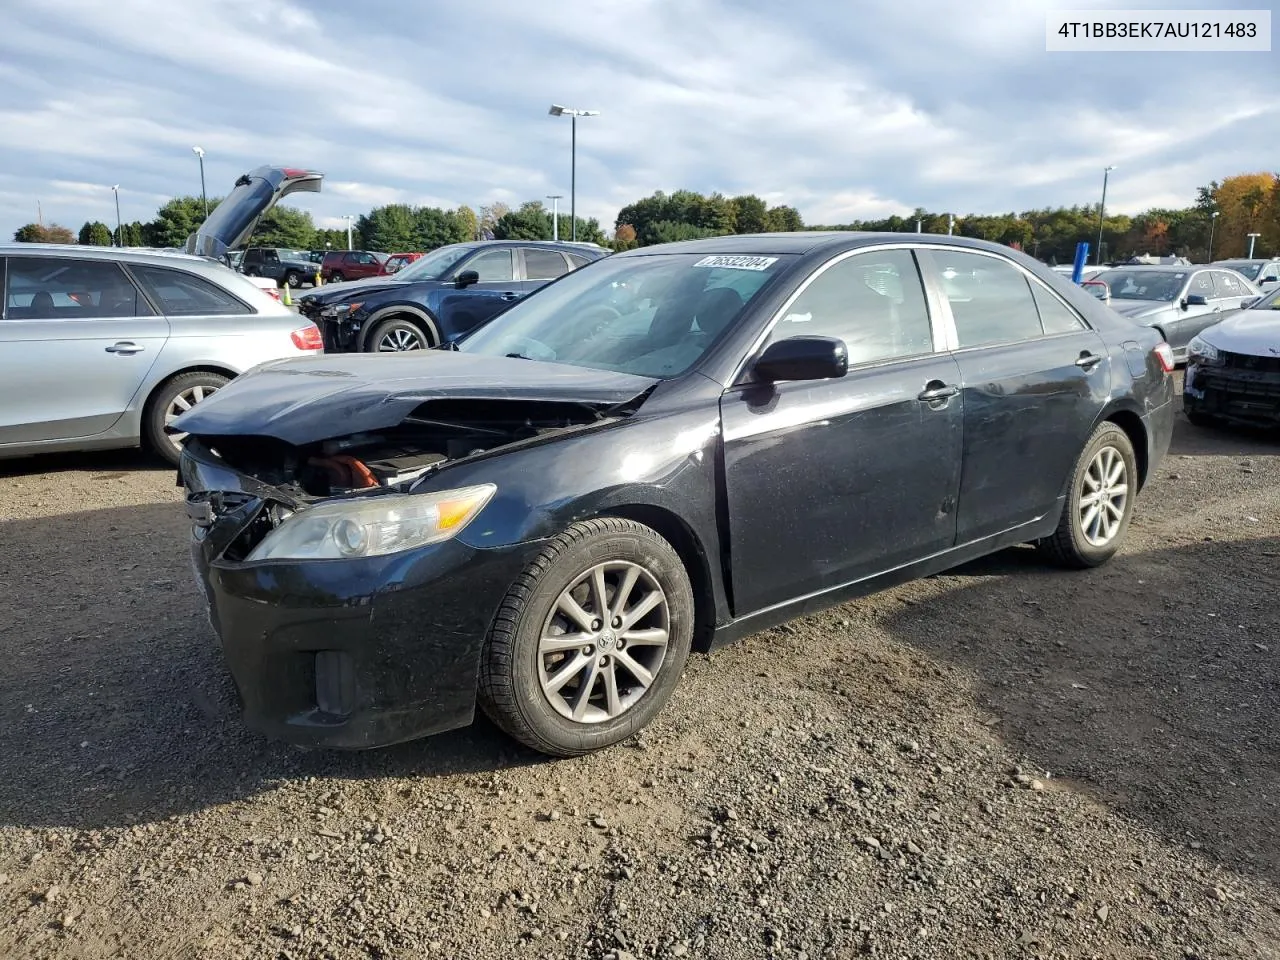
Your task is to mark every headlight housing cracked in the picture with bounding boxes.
[246,484,496,561]
[1186,335,1221,365]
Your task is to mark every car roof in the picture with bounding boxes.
[1212,258,1272,265]
[611,231,1059,258]
[1095,263,1200,272]
[0,243,218,267]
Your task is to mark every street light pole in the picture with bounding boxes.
[1096,165,1115,265]
[192,146,208,219]
[1207,210,1219,261]
[546,194,563,242]
[1247,232,1261,258]
[548,105,600,243]
[343,215,354,250]
[110,185,122,246]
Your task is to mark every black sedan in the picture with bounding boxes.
[174,233,1176,756]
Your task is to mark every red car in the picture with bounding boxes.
[382,252,424,275]
[320,250,389,283]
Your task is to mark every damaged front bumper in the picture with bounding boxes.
[1184,360,1280,427]
[180,440,536,749]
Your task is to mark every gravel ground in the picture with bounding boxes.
[1,395,1277,960]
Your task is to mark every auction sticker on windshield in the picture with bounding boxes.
[693,255,778,271]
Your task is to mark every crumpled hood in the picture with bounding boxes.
[1200,308,1280,356]
[301,276,415,305]
[1108,299,1172,322]
[171,351,658,445]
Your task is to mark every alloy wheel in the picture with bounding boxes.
[537,561,670,724]
[1079,445,1129,546]
[377,328,425,351]
[164,384,219,450]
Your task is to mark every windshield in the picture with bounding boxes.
[457,252,790,379]
[1219,261,1262,280]
[394,244,475,281]
[1250,285,1280,310]
[1094,269,1185,301]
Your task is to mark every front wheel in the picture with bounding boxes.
[329,271,344,283]
[368,317,431,352]
[478,518,695,756]
[1038,422,1138,569]
[285,271,302,288]
[144,371,230,466]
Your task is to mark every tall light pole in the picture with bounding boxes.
[110,185,122,247]
[1096,165,1115,265]
[947,214,955,236]
[548,105,600,242]
[192,146,208,219]
[343,215,354,250]
[1247,232,1261,258]
[546,194,563,241]
[1207,210,1220,261]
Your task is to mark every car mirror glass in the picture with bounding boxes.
[455,269,480,288]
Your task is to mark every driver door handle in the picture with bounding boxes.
[917,381,959,402]
[1075,351,1103,369]
[106,341,144,355]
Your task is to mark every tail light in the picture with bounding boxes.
[291,324,324,351]
[1153,342,1175,373]
[265,288,282,302]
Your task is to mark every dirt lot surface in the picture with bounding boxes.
[1,400,1278,960]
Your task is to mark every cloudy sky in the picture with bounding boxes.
[1,0,1276,239]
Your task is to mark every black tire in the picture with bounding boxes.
[143,371,230,466]
[478,518,695,757]
[329,271,344,283]
[285,271,302,288]
[1038,421,1138,569]
[367,316,432,352]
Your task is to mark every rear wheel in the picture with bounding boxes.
[144,371,230,466]
[1038,422,1138,569]
[329,271,345,283]
[478,518,695,756]
[284,270,302,288]
[369,316,431,352]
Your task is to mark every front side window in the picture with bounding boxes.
[130,265,253,316]
[4,256,152,319]
[767,249,933,365]
[458,252,789,379]
[1188,272,1215,298]
[1212,271,1250,297]
[467,249,514,283]
[933,250,1041,348]
[523,248,569,281]
[395,244,475,281]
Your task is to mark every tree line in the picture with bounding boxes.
[11,171,1278,262]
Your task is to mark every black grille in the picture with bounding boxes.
[1221,350,1280,373]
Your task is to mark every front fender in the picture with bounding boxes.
[355,304,441,351]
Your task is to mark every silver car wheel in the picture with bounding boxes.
[377,328,425,351]
[537,561,670,724]
[164,384,219,449]
[1079,445,1129,546]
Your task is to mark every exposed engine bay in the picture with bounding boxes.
[188,397,633,500]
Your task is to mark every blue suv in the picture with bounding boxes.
[298,241,608,352]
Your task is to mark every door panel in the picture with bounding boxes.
[440,249,521,332]
[721,354,964,613]
[1163,271,1218,350]
[0,256,167,444]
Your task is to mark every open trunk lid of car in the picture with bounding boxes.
[185,166,323,261]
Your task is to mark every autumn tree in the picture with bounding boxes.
[13,223,75,243]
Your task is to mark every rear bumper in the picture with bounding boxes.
[1184,362,1280,426]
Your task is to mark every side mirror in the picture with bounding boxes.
[1081,280,1110,301]
[753,336,848,383]
[1184,293,1208,307]
[1259,276,1277,285]
[454,269,480,288]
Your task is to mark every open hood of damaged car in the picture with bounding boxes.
[170,352,659,446]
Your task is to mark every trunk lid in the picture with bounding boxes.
[185,166,323,260]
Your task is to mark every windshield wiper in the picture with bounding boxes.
[505,352,533,360]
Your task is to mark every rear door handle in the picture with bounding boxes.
[917,382,959,402]
[106,341,144,355]
[1075,352,1103,369]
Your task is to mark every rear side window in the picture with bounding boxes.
[1213,271,1250,297]
[933,250,1041,348]
[768,249,934,365]
[566,253,591,269]
[4,256,153,319]
[1029,282,1086,334]
[131,265,253,316]
[524,248,570,280]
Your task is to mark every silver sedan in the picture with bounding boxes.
[0,166,327,465]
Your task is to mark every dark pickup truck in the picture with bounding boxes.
[240,247,318,288]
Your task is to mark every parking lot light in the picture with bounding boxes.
[1248,232,1261,258]
[546,194,563,241]
[548,105,600,242]
[110,184,122,247]
[192,146,208,219]
[1208,210,1220,261]
[1096,165,1115,265]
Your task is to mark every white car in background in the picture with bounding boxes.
[0,165,325,465]
[1184,283,1280,429]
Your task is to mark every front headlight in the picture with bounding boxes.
[1186,335,1221,365]
[319,301,364,319]
[245,484,496,561]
